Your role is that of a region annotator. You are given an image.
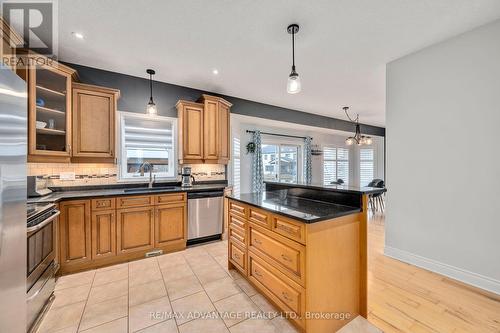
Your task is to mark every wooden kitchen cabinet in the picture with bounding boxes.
[177,100,204,162]
[59,200,91,266]
[91,210,116,260]
[155,203,187,248]
[25,56,78,163]
[177,94,232,164]
[116,206,155,254]
[1,17,23,72]
[72,83,120,161]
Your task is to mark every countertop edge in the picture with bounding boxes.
[226,194,362,224]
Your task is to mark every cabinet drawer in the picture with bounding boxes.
[229,241,247,274]
[249,207,271,229]
[228,200,246,217]
[117,195,153,208]
[272,215,306,244]
[91,198,116,211]
[154,192,186,205]
[249,252,305,318]
[229,224,246,247]
[229,213,246,229]
[249,225,305,284]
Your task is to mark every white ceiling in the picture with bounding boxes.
[58,0,500,126]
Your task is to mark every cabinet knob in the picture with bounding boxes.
[281,254,292,262]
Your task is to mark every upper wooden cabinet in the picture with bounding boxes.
[72,83,120,160]
[177,95,232,164]
[1,17,23,72]
[23,56,78,163]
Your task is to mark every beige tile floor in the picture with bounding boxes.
[37,240,380,333]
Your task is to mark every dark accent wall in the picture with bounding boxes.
[66,62,385,137]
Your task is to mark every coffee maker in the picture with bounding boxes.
[180,166,195,187]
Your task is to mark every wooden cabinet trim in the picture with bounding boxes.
[249,207,271,229]
[154,192,186,205]
[91,198,116,211]
[116,195,153,208]
[228,200,247,217]
[272,214,306,245]
[229,240,247,275]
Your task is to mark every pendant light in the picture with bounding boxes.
[344,107,373,146]
[146,69,157,115]
[286,24,301,94]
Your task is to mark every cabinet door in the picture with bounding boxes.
[72,84,117,158]
[116,207,154,254]
[91,210,116,260]
[181,104,204,159]
[203,98,218,160]
[155,203,186,247]
[218,102,230,162]
[28,62,74,161]
[59,200,91,265]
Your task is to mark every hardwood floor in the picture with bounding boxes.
[367,214,500,333]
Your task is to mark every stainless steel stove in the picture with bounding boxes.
[26,202,60,332]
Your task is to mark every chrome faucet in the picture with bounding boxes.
[139,162,155,188]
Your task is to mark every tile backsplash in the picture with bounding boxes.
[28,163,226,187]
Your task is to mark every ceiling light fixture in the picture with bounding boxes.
[212,69,219,75]
[286,24,301,94]
[72,32,84,39]
[146,69,157,116]
[344,107,372,146]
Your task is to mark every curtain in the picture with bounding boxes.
[304,136,312,184]
[252,131,264,192]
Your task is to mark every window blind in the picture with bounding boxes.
[360,148,374,186]
[323,147,349,185]
[232,137,241,196]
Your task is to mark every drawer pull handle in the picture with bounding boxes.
[281,254,292,262]
[282,292,292,302]
[233,253,240,260]
[254,270,262,278]
[254,238,262,245]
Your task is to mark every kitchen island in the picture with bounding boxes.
[225,182,385,333]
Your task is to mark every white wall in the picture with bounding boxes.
[386,19,500,294]
[229,114,384,194]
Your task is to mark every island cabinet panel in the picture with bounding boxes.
[72,83,119,160]
[248,252,305,328]
[59,200,91,266]
[229,240,247,275]
[155,203,187,247]
[226,198,366,333]
[91,210,116,260]
[248,224,305,286]
[116,206,155,254]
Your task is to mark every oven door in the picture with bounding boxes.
[27,210,60,291]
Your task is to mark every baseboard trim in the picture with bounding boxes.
[384,246,500,295]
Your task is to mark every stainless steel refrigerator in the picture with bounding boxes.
[0,66,27,332]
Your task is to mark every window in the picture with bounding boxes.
[360,148,374,186]
[119,112,177,180]
[262,143,300,183]
[232,137,241,196]
[323,147,349,185]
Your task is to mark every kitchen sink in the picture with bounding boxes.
[123,186,178,193]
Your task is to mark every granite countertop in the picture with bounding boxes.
[28,183,227,204]
[227,190,362,223]
[264,181,386,195]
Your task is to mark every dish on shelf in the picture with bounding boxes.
[36,98,45,107]
[36,121,47,129]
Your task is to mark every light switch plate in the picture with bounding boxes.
[60,172,76,180]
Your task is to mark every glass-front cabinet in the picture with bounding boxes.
[27,59,77,161]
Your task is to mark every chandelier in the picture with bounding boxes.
[343,107,372,146]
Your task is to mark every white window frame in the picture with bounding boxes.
[322,146,350,185]
[118,111,178,182]
[359,147,375,187]
[232,136,241,196]
[261,139,303,183]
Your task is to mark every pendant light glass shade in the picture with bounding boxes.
[287,71,301,94]
[146,69,157,115]
[286,24,301,94]
[343,107,372,146]
[146,98,157,115]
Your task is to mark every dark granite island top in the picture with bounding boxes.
[264,180,386,195]
[227,190,361,223]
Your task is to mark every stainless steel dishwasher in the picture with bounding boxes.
[187,190,224,245]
